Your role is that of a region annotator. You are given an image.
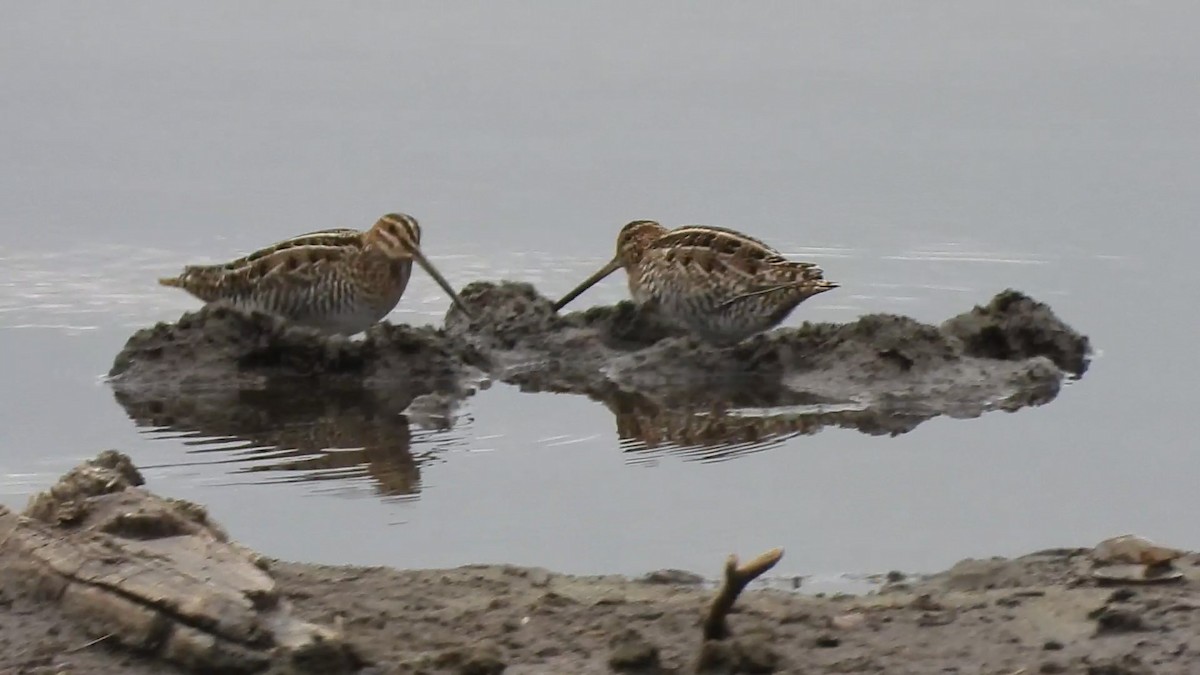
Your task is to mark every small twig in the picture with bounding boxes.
[65,633,113,653]
[702,547,784,640]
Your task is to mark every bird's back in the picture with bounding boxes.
[159,229,365,300]
[641,225,824,295]
[633,224,837,343]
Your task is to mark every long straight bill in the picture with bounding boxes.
[552,257,622,311]
[410,247,474,318]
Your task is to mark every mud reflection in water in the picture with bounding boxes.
[114,386,473,499]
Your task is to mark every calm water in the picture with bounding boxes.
[2,3,1198,581]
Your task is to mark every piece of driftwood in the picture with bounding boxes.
[0,451,361,674]
[701,548,784,641]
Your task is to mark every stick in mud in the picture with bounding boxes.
[64,633,113,654]
[701,547,784,641]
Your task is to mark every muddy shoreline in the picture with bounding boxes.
[4,453,1198,674]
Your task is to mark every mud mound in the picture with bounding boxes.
[439,281,683,392]
[109,304,486,393]
[443,281,1088,415]
[942,289,1092,377]
[110,284,1090,446]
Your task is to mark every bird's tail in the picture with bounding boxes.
[809,278,839,293]
[783,262,838,293]
[158,266,217,293]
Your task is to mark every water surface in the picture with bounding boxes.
[2,2,1198,580]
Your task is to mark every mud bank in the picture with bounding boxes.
[3,453,1197,674]
[109,286,1090,451]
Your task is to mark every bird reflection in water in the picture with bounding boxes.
[112,385,469,499]
[598,381,934,463]
[113,374,1038,483]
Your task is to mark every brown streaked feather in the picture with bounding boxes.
[648,233,824,291]
[649,225,789,263]
[160,239,368,299]
[215,229,363,272]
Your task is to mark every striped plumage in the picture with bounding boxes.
[553,220,838,344]
[159,213,471,335]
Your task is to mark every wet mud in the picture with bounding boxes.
[3,454,1199,675]
[109,284,1091,458]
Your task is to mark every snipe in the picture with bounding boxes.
[159,213,472,335]
[553,220,837,344]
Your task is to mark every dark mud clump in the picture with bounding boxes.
[441,280,685,392]
[444,281,1090,421]
[108,304,487,394]
[942,289,1092,377]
